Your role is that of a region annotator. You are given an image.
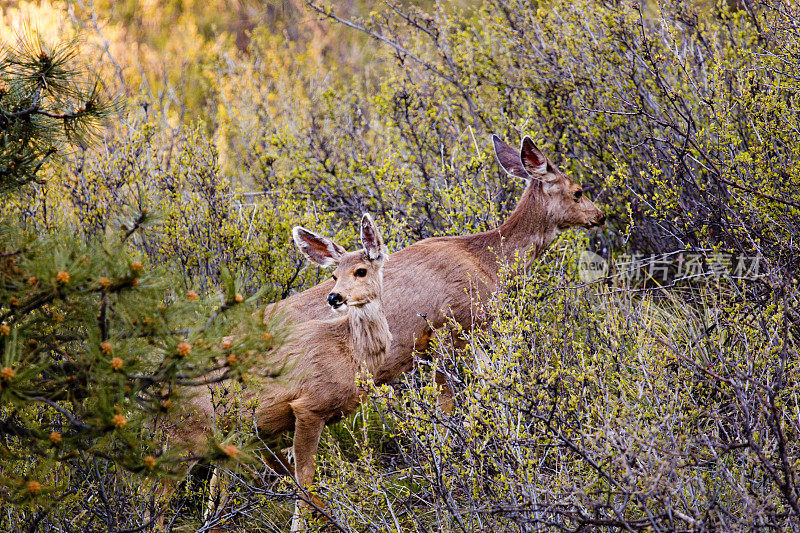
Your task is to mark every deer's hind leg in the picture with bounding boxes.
[262,444,295,477]
[202,467,227,533]
[435,369,456,414]
[430,325,471,415]
[146,459,197,531]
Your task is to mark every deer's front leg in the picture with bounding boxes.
[292,413,325,486]
[290,410,326,532]
[435,369,456,414]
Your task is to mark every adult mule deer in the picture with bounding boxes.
[167,213,390,531]
[268,135,604,409]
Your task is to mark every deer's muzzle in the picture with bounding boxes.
[327,292,345,309]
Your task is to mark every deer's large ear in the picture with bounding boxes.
[360,213,386,262]
[292,227,346,268]
[493,134,530,181]
[520,136,549,177]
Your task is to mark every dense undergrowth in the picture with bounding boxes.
[2,0,799,531]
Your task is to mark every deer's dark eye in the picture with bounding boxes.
[574,190,583,202]
[332,274,337,281]
[354,268,367,278]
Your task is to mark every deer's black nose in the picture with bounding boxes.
[597,214,606,226]
[327,293,343,307]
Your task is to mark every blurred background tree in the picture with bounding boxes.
[0,32,110,191]
[0,31,281,527]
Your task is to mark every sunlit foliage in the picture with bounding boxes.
[1,0,798,530]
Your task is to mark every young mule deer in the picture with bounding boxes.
[268,135,604,409]
[170,213,390,530]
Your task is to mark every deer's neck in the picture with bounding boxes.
[347,299,391,376]
[465,185,557,275]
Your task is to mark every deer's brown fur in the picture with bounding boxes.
[267,135,604,402]
[167,214,390,529]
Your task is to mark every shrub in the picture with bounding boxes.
[2,0,799,530]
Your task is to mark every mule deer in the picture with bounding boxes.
[268,135,604,409]
[167,213,390,531]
